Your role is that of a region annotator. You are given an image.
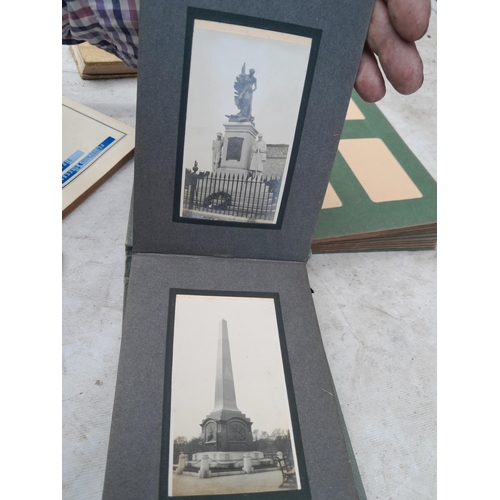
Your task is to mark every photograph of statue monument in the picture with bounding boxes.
[178,18,313,225]
[166,293,304,497]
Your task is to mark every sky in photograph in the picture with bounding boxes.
[169,295,296,440]
[181,21,312,173]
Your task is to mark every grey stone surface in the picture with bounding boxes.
[62,45,136,500]
[62,2,436,498]
[307,3,437,498]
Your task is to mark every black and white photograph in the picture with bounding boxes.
[165,293,306,497]
[177,16,315,225]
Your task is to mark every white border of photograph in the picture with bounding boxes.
[167,294,301,497]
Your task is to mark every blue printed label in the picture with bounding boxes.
[62,150,84,171]
[62,136,116,186]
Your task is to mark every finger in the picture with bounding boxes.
[354,47,386,102]
[386,0,431,42]
[367,0,424,95]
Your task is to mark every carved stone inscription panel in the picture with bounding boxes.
[228,421,246,441]
[226,137,244,161]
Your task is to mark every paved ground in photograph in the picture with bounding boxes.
[172,470,292,496]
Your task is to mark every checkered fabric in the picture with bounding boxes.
[62,0,140,69]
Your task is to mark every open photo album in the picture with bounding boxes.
[103,2,374,499]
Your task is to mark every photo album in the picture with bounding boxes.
[313,91,437,253]
[103,1,374,499]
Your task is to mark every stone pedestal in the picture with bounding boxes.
[190,450,269,470]
[198,455,212,479]
[201,413,254,453]
[176,453,189,474]
[192,450,264,462]
[243,453,254,474]
[219,122,258,176]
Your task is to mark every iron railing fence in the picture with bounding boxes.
[183,171,282,221]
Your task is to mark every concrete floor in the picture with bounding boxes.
[62,3,437,498]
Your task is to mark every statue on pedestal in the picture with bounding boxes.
[249,134,267,179]
[226,64,257,123]
[212,132,224,171]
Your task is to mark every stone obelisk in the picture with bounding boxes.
[213,319,240,416]
[192,320,266,469]
[199,319,254,453]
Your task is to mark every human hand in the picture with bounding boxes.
[355,0,431,102]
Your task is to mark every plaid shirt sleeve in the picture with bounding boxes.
[62,0,139,69]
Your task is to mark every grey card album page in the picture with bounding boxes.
[132,0,373,261]
[103,0,374,498]
[103,255,363,500]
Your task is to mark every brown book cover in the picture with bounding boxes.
[70,42,137,80]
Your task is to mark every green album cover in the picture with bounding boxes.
[313,91,437,244]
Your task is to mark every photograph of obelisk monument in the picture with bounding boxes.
[196,319,258,460]
[167,294,301,496]
[178,19,313,224]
